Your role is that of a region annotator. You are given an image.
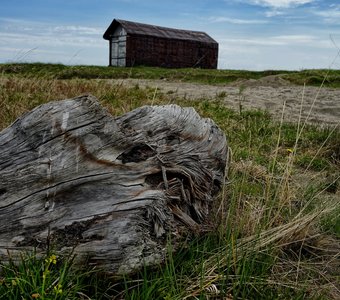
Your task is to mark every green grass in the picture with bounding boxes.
[0,63,339,299]
[282,69,340,88]
[321,205,340,237]
[2,62,340,87]
[0,252,93,299]
[0,62,289,82]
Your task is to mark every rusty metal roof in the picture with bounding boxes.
[103,19,217,44]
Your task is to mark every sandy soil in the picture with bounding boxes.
[112,76,340,127]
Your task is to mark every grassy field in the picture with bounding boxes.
[0,64,339,299]
[1,62,340,87]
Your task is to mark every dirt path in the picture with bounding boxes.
[112,76,340,126]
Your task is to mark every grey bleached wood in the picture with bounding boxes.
[0,94,227,275]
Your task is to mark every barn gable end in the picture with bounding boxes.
[103,19,218,69]
[110,25,127,67]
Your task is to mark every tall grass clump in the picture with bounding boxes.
[1,252,77,299]
[0,63,339,299]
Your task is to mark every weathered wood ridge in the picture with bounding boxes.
[0,95,227,274]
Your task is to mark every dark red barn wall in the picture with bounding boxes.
[125,35,218,69]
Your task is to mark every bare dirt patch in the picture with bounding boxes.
[111,76,340,126]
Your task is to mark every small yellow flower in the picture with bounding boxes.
[286,148,293,154]
[53,283,63,295]
[31,293,40,299]
[11,278,18,286]
[45,254,57,265]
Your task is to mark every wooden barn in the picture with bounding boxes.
[103,19,218,69]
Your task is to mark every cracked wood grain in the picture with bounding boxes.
[0,94,228,275]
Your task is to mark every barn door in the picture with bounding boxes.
[111,26,126,67]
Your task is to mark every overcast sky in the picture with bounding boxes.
[1,0,340,70]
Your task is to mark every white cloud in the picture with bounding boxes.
[313,10,340,24]
[217,32,336,70]
[264,9,285,17]
[0,31,104,48]
[0,19,105,47]
[209,16,267,24]
[218,34,331,48]
[329,4,340,9]
[0,18,108,65]
[234,0,316,18]
[53,25,104,35]
[247,0,315,8]
[219,37,284,46]
[273,34,315,43]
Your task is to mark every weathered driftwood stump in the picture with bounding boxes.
[0,95,227,275]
